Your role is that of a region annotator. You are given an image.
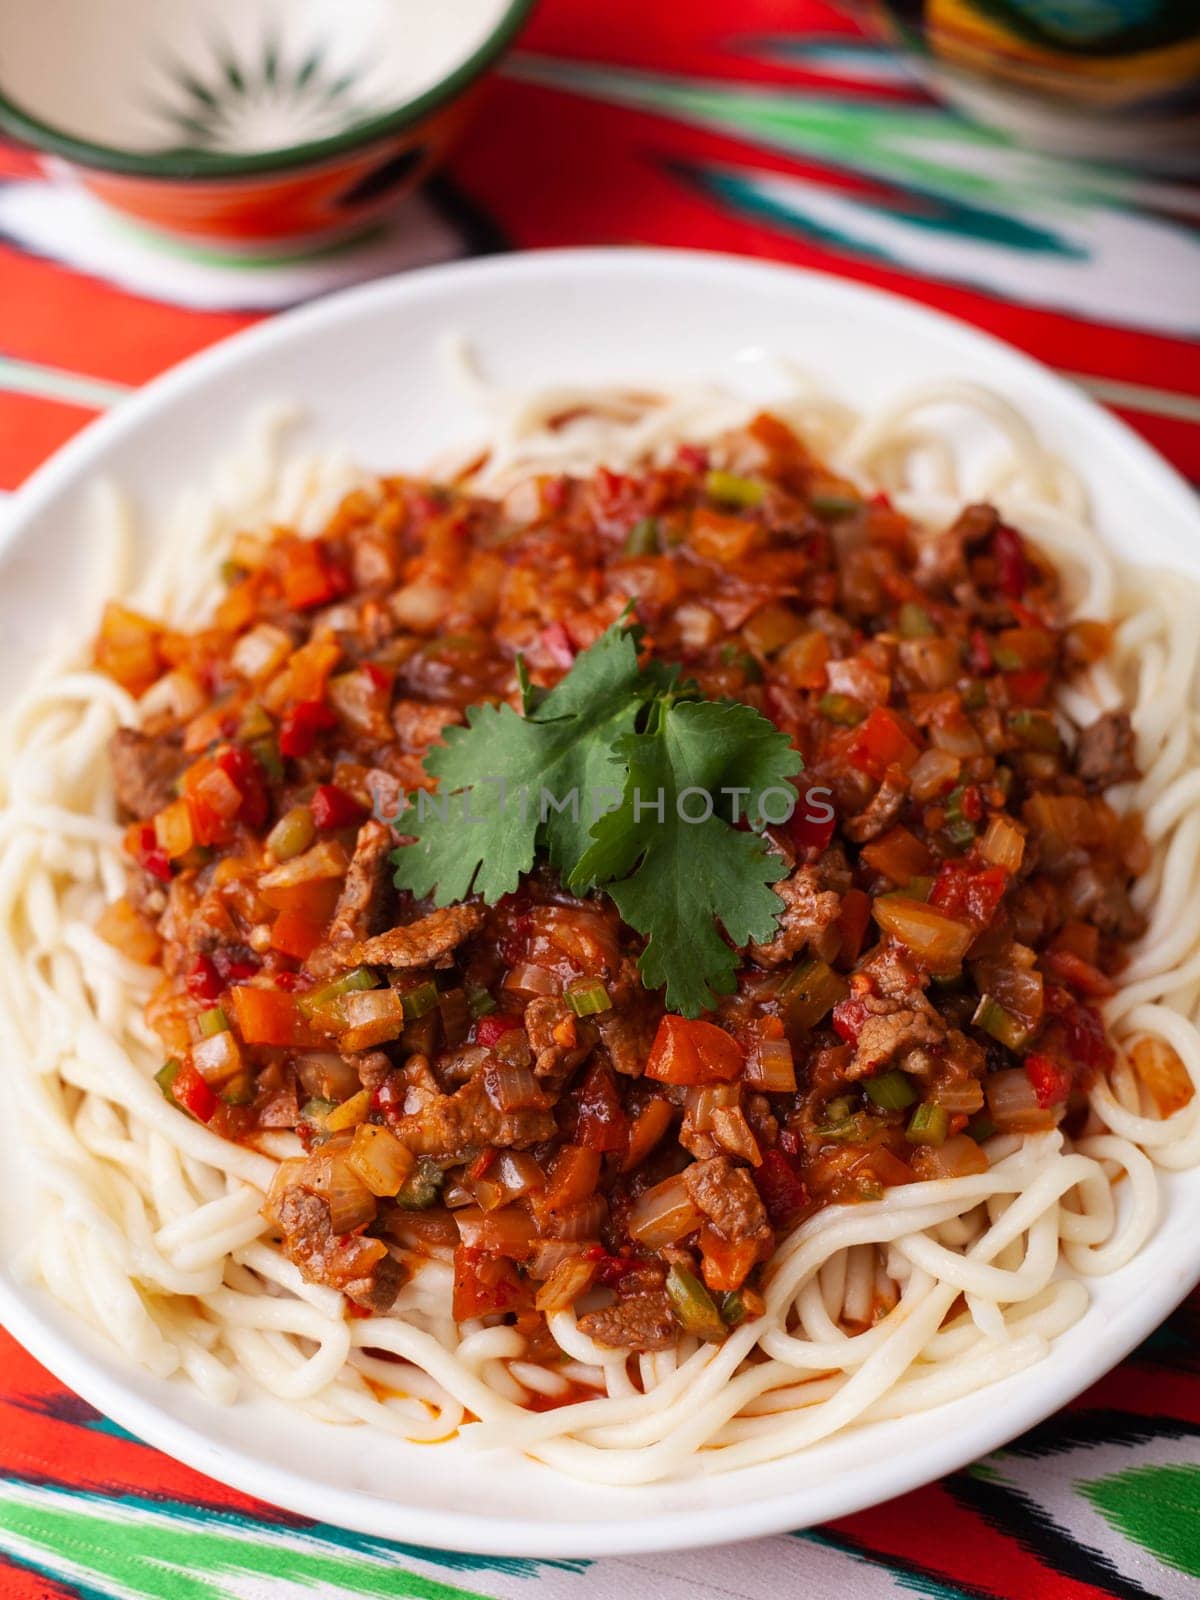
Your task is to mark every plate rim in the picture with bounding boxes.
[1,245,1198,1559]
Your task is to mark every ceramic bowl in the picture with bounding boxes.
[0,0,534,251]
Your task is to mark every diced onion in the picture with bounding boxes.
[454,1204,539,1259]
[872,895,974,968]
[305,1151,378,1233]
[930,1078,985,1113]
[628,1174,703,1248]
[898,637,960,690]
[232,623,293,682]
[908,748,961,802]
[535,1254,598,1313]
[483,1059,543,1111]
[191,1029,243,1085]
[542,1193,607,1241]
[1130,1037,1194,1117]
[346,1124,414,1197]
[985,1068,1056,1132]
[503,962,558,998]
[916,1133,989,1179]
[744,1036,797,1092]
[711,1106,762,1165]
[979,814,1026,872]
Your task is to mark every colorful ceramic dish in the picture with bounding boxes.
[0,0,534,249]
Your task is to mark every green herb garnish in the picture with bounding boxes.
[390,616,803,1016]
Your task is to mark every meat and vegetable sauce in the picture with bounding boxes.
[96,414,1173,1358]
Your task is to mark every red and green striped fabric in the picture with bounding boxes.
[0,3,1196,1594]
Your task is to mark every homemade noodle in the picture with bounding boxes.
[2,368,1198,1483]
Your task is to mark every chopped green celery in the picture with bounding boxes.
[818,692,866,726]
[864,1070,917,1111]
[972,993,1032,1050]
[198,1005,229,1038]
[155,1059,182,1099]
[906,1102,950,1146]
[238,702,274,742]
[898,602,935,639]
[817,1110,878,1143]
[398,978,439,1019]
[622,517,661,557]
[967,1111,997,1142]
[250,736,284,782]
[777,958,849,1037]
[810,491,860,519]
[466,983,497,1019]
[665,1265,726,1340]
[395,1155,445,1210]
[1008,709,1060,752]
[267,806,315,862]
[719,1290,747,1327]
[220,1072,255,1106]
[945,818,977,847]
[299,1097,336,1126]
[705,470,764,508]
[719,644,763,683]
[566,976,612,1016]
[906,874,934,901]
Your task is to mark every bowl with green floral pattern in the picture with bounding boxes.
[0,0,534,251]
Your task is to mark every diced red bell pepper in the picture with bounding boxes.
[571,1062,629,1153]
[1062,1002,1114,1076]
[217,745,269,829]
[788,799,836,853]
[969,629,993,674]
[269,907,327,961]
[452,1246,525,1321]
[310,784,366,831]
[994,524,1028,599]
[645,1014,745,1085]
[929,858,1008,928]
[585,1244,642,1287]
[172,1062,217,1124]
[1025,1052,1073,1109]
[279,539,349,611]
[228,984,310,1047]
[845,708,919,781]
[475,1014,523,1049]
[279,700,337,759]
[836,888,872,966]
[132,823,172,883]
[186,954,222,1002]
[831,995,871,1047]
[1006,668,1050,707]
[754,1147,809,1230]
[1043,949,1116,998]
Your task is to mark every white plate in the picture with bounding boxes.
[1,248,1198,1558]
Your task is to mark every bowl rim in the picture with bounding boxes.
[0,0,536,179]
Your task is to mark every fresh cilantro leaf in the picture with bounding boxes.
[392,621,653,904]
[390,613,805,1017]
[570,698,803,1014]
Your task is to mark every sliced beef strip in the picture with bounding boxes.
[849,1006,942,1079]
[383,1071,555,1161]
[391,699,464,752]
[1074,711,1138,791]
[577,1264,676,1353]
[750,863,843,967]
[843,765,909,844]
[524,996,592,1080]
[682,1155,771,1245]
[353,902,483,970]
[915,502,999,593]
[348,1049,393,1092]
[109,727,187,820]
[275,1188,402,1313]
[306,819,394,977]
